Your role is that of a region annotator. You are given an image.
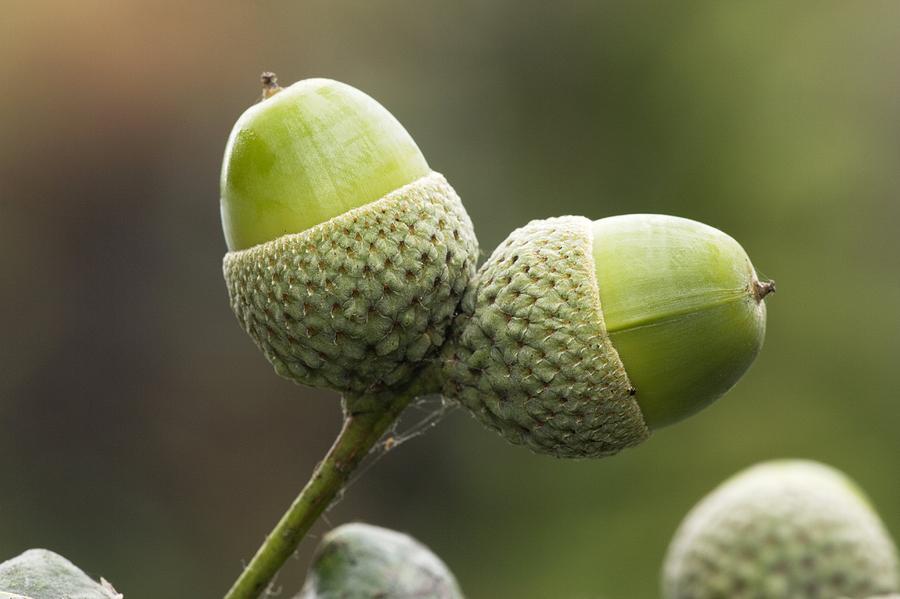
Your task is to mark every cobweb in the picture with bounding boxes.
[264,393,458,596]
[337,390,458,502]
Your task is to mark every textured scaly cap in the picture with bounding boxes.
[443,216,646,457]
[297,522,464,599]
[225,172,476,394]
[222,77,478,395]
[662,460,900,599]
[0,549,121,599]
[443,214,770,458]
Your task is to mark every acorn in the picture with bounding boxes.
[662,460,900,599]
[0,549,122,599]
[442,214,772,458]
[297,523,464,599]
[222,74,478,395]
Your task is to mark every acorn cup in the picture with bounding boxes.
[297,523,464,599]
[443,214,773,458]
[222,74,479,397]
[0,549,122,599]
[662,460,900,599]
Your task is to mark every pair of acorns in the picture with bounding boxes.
[221,74,774,458]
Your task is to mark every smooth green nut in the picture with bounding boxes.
[222,76,478,395]
[442,214,770,458]
[662,460,900,599]
[0,549,122,599]
[297,523,464,599]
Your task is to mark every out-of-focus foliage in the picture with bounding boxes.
[0,2,898,598]
[0,549,121,599]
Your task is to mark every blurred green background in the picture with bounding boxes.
[1,2,898,598]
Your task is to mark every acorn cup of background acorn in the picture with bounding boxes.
[662,460,900,599]
[298,523,464,599]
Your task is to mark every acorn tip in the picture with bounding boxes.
[260,72,282,99]
[753,279,776,301]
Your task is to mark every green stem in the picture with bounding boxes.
[223,374,432,599]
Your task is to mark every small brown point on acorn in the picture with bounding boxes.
[752,279,776,302]
[260,71,283,99]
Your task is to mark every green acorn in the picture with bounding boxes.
[662,460,900,599]
[297,523,464,599]
[0,549,122,599]
[443,214,772,458]
[222,74,478,395]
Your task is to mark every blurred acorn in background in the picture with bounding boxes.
[662,460,900,599]
[297,522,463,599]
